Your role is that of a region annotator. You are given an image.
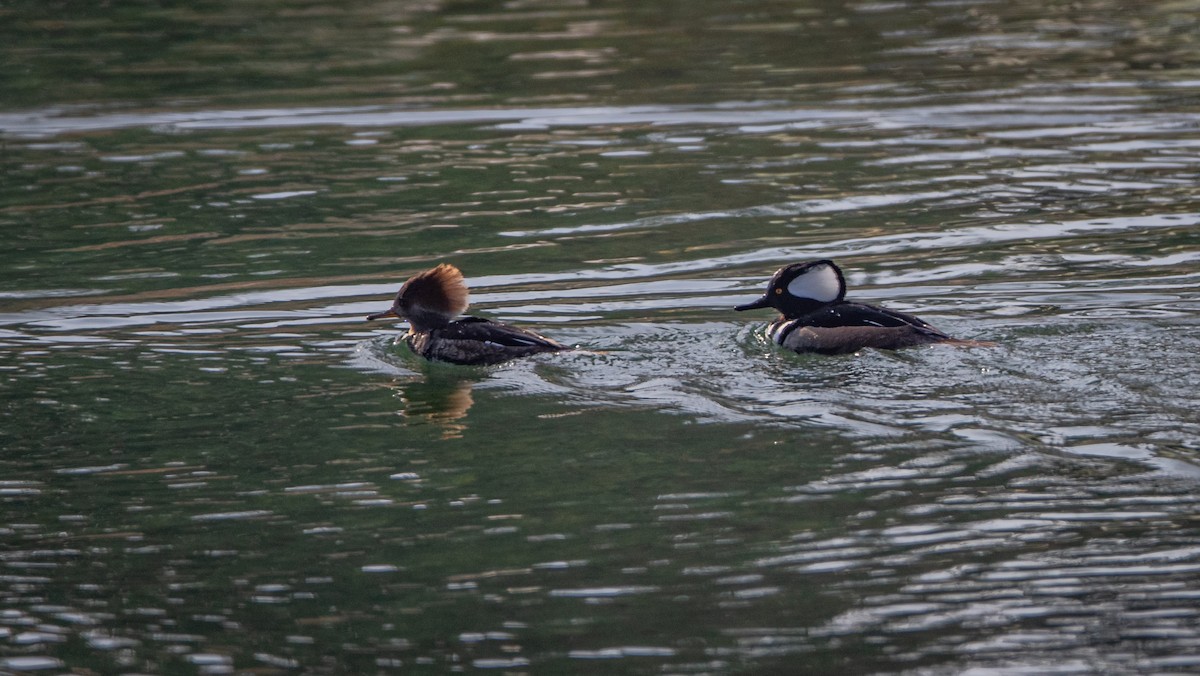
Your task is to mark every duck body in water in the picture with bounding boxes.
[734,260,994,355]
[367,264,568,366]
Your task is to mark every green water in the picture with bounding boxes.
[4,1,1200,673]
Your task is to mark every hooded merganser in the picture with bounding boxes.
[366,263,569,366]
[734,260,994,355]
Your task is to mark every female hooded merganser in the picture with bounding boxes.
[366,263,568,366]
[734,260,993,355]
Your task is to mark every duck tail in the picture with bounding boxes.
[568,348,611,356]
[941,338,998,348]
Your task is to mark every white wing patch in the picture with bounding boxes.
[785,262,843,302]
[485,337,538,348]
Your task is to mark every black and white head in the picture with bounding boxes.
[734,259,846,318]
[367,263,470,332]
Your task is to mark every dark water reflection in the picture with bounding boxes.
[4,0,1200,673]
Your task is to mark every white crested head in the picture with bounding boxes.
[783,260,844,303]
[733,259,848,318]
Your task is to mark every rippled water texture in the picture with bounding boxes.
[3,1,1200,673]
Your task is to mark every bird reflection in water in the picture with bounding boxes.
[389,374,476,439]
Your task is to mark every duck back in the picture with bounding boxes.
[406,317,567,366]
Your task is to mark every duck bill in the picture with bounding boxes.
[733,295,771,312]
[366,307,401,321]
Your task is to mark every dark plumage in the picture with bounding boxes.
[367,264,568,366]
[735,260,994,355]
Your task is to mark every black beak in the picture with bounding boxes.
[366,307,401,321]
[733,295,771,312]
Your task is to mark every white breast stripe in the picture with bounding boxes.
[785,263,842,302]
[768,320,794,345]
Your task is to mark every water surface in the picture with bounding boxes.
[3,1,1200,673]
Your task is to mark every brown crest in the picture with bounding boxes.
[400,263,470,317]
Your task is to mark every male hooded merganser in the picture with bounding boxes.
[734,259,993,355]
[366,263,568,366]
